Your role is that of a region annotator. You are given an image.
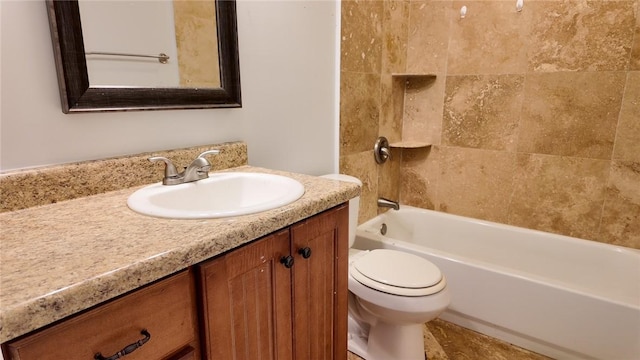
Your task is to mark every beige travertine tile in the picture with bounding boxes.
[340,150,379,224]
[442,74,524,151]
[613,72,640,162]
[341,0,384,73]
[517,72,625,159]
[437,147,516,223]
[400,146,440,210]
[349,319,553,360]
[379,74,404,143]
[599,161,640,249]
[423,323,449,360]
[338,0,640,250]
[347,323,449,360]
[427,319,552,360]
[173,0,220,87]
[631,2,640,70]
[508,154,609,240]
[378,151,402,205]
[407,1,453,74]
[382,0,409,74]
[447,1,531,74]
[340,71,381,155]
[402,75,447,145]
[528,1,636,72]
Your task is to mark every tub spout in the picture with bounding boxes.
[377,198,399,211]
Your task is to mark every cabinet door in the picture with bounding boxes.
[290,204,348,360]
[198,229,293,360]
[5,270,200,360]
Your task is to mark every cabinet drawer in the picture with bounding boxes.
[5,270,199,360]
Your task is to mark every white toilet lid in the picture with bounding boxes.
[351,249,445,297]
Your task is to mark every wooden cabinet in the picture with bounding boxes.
[290,204,348,360]
[4,270,200,360]
[3,204,348,360]
[197,229,294,360]
[198,204,348,360]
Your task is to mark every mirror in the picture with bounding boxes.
[46,0,241,113]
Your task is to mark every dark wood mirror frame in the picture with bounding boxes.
[46,0,241,113]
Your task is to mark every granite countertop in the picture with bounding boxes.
[0,165,360,344]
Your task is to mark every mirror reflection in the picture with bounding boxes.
[78,0,220,88]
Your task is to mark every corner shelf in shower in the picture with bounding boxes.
[389,141,431,149]
[391,73,437,81]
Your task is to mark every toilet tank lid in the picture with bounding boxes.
[320,174,363,186]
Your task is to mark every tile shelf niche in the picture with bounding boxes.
[391,73,437,79]
[390,73,438,149]
[389,140,431,149]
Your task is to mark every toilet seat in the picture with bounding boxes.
[351,249,446,297]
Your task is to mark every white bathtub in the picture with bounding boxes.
[354,205,640,360]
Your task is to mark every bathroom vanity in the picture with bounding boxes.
[198,205,348,360]
[0,160,358,360]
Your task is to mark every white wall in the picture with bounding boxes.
[0,0,339,175]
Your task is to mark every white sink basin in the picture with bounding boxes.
[127,172,305,219]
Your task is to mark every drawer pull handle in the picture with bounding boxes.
[94,329,151,360]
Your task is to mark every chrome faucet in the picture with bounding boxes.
[377,198,399,211]
[149,150,220,185]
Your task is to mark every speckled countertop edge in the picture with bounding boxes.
[0,165,360,343]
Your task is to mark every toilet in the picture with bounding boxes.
[321,174,450,360]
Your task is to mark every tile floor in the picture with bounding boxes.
[347,319,551,360]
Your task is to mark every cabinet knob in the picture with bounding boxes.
[298,247,312,259]
[280,255,294,268]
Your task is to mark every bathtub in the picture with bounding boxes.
[354,205,640,360]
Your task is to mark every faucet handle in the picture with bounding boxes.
[194,149,219,171]
[180,150,219,183]
[197,149,220,158]
[191,150,219,174]
[149,156,179,178]
[374,137,391,164]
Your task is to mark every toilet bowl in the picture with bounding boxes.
[320,174,450,360]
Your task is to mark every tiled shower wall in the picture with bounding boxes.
[173,0,220,87]
[339,0,640,249]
